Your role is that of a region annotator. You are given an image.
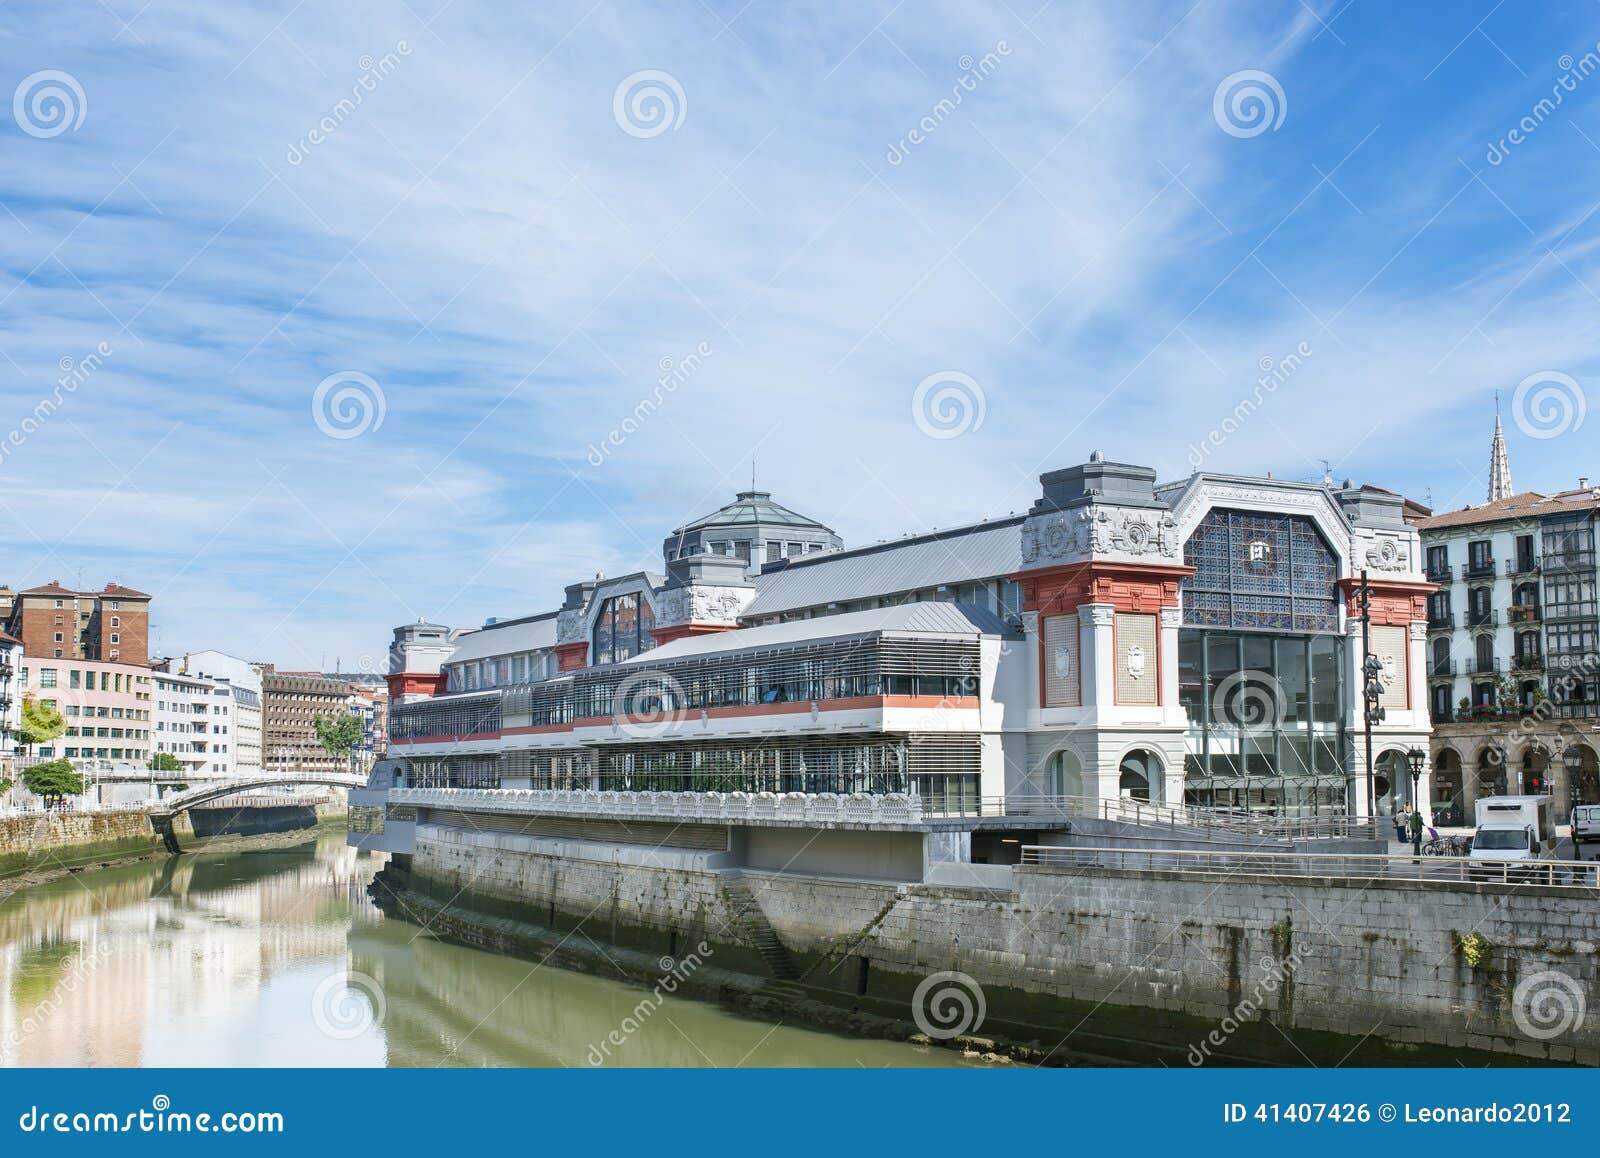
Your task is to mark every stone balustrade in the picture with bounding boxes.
[390,786,925,826]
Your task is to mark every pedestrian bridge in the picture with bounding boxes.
[149,772,366,852]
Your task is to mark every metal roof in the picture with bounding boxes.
[446,613,559,662]
[626,600,1018,664]
[742,517,1024,618]
[673,490,834,534]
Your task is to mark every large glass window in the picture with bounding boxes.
[591,592,658,665]
[1182,509,1339,632]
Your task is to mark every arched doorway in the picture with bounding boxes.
[1119,749,1163,804]
[1475,746,1507,800]
[1374,749,1412,817]
[1564,744,1600,810]
[1047,749,1083,800]
[1432,748,1464,826]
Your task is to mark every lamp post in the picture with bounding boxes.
[1406,747,1426,822]
[1358,570,1386,819]
[1564,744,1584,807]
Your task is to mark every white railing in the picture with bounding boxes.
[392,786,925,825]
[928,794,1381,841]
[1019,845,1600,889]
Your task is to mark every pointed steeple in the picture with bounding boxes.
[1488,391,1514,503]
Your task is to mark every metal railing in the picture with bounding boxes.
[927,794,1381,840]
[1019,845,1600,888]
[1507,557,1540,576]
[1461,560,1498,580]
[1427,613,1455,630]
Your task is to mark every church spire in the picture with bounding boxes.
[1488,391,1514,503]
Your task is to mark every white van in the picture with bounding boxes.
[1470,795,1558,863]
[1572,804,1600,847]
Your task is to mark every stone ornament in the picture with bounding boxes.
[1021,505,1180,567]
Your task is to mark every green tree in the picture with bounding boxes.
[149,752,183,773]
[23,758,84,806]
[15,696,66,754]
[313,712,366,773]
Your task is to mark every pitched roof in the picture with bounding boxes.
[1415,488,1600,531]
[17,580,150,598]
[743,516,1024,618]
[446,612,560,663]
[626,600,1018,664]
[674,491,834,534]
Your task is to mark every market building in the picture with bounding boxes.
[359,453,1434,865]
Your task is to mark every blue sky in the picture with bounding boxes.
[1,0,1597,668]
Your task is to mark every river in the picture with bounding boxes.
[0,828,970,1067]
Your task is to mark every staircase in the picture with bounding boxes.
[719,870,800,981]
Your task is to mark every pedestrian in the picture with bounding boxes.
[1392,811,1406,842]
[1409,807,1424,857]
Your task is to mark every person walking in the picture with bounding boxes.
[1408,807,1424,857]
[1392,810,1406,843]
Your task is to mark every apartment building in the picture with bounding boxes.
[5,581,152,665]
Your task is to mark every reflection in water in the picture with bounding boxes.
[0,831,967,1067]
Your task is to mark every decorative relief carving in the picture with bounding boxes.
[1363,534,1410,572]
[555,608,587,644]
[653,584,752,628]
[1021,505,1181,567]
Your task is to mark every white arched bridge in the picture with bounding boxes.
[148,772,367,852]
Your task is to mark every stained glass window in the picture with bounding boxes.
[1182,509,1339,632]
[591,593,658,665]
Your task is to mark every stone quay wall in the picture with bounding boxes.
[405,821,1600,1065]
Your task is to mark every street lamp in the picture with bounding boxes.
[1406,747,1426,820]
[1564,745,1585,805]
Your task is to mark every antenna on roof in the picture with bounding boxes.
[1319,459,1333,486]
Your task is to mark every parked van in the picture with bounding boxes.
[1572,803,1600,847]
[1470,795,1557,863]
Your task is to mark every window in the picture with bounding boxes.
[54,599,62,608]
[1182,509,1339,631]
[786,541,803,557]
[1428,591,1451,622]
[1468,540,1493,571]
[53,632,63,642]
[1516,534,1536,572]
[110,601,120,610]
[591,592,658,665]
[1426,544,1448,575]
[110,633,119,644]
[110,616,119,627]
[766,541,782,563]
[39,668,57,688]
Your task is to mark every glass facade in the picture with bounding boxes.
[1180,509,1347,815]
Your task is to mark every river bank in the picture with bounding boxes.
[0,828,973,1067]
[0,805,345,886]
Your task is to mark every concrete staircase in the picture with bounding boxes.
[719,870,800,981]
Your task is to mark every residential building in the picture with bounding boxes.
[374,455,1434,845]
[152,669,237,778]
[1417,424,1600,818]
[15,657,153,765]
[260,668,356,775]
[4,581,152,665]
[0,629,19,778]
[340,678,389,774]
[181,650,264,776]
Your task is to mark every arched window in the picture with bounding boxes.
[1119,749,1163,803]
[1047,749,1083,799]
[1182,510,1338,631]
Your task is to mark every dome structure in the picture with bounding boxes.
[663,490,842,573]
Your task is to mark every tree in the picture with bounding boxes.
[313,712,366,773]
[23,758,84,806]
[15,696,66,754]
[149,752,183,773]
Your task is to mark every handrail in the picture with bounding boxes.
[1019,844,1600,888]
[924,794,1381,840]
